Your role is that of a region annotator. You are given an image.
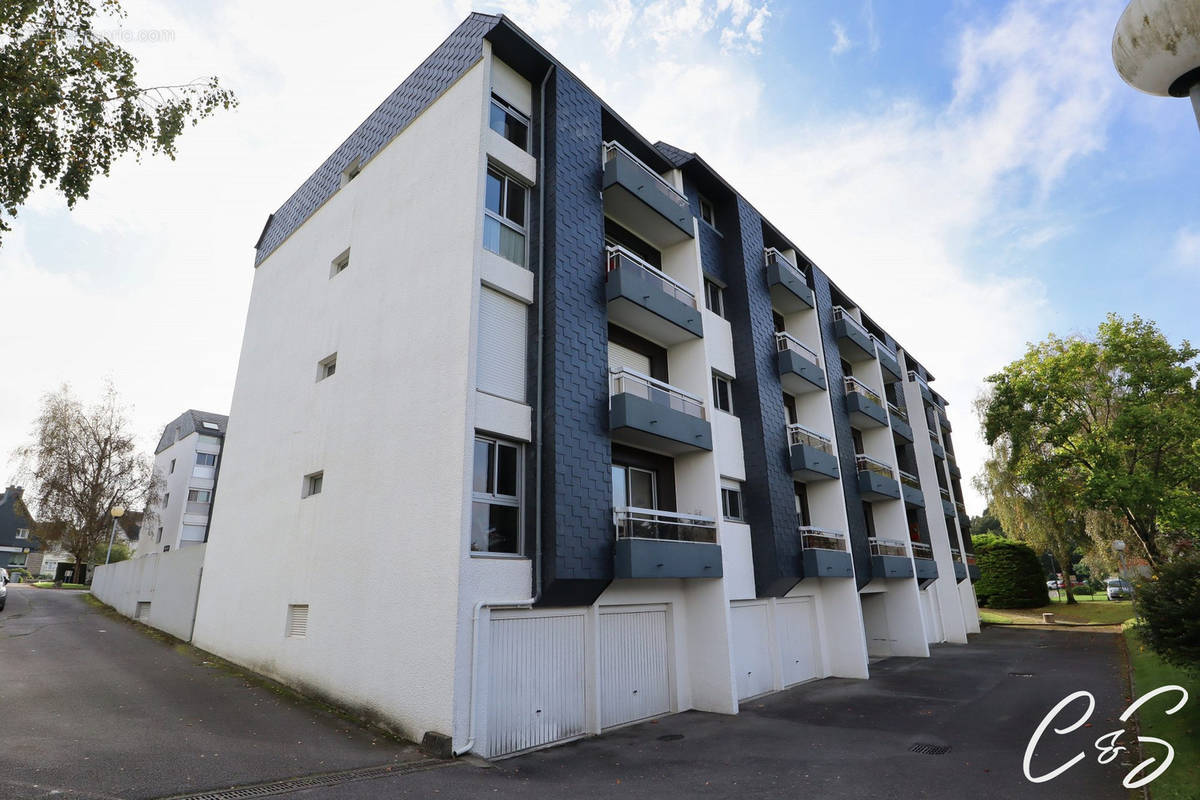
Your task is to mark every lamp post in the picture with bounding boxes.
[105,506,126,565]
[1112,0,1200,133]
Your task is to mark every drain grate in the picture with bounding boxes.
[158,758,455,800]
[910,743,951,756]
[1009,672,1035,678]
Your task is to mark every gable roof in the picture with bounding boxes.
[155,410,230,454]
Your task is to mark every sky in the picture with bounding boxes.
[2,0,1198,513]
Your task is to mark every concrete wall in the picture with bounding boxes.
[91,546,206,642]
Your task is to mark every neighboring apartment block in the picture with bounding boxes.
[192,13,980,759]
[136,410,227,557]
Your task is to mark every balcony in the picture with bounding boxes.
[602,141,693,248]
[776,332,827,394]
[967,553,980,582]
[929,429,945,460]
[799,527,854,578]
[788,424,839,481]
[951,548,968,583]
[888,402,913,442]
[605,245,702,346]
[937,407,952,432]
[898,470,924,508]
[856,454,901,501]
[870,537,914,579]
[844,377,888,429]
[939,487,955,518]
[609,368,713,455]
[957,503,970,530]
[872,335,903,382]
[764,248,814,312]
[912,542,938,582]
[832,307,876,362]
[613,507,722,579]
[908,370,934,405]
[946,451,962,479]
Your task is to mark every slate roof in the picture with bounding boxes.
[0,486,37,551]
[155,410,230,454]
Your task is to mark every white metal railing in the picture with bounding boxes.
[929,429,942,446]
[855,454,894,480]
[764,247,806,280]
[613,506,717,544]
[869,537,909,558]
[908,370,930,389]
[844,376,883,406]
[776,331,820,363]
[897,470,920,489]
[939,487,952,501]
[606,245,697,307]
[888,402,909,423]
[955,500,967,514]
[833,306,869,338]
[787,422,834,454]
[870,334,897,358]
[911,542,933,560]
[603,140,689,208]
[950,547,962,562]
[609,367,706,420]
[799,526,848,552]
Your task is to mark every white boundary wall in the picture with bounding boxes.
[91,545,206,641]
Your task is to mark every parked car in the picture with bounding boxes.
[1047,579,1063,590]
[0,568,8,612]
[1105,578,1132,601]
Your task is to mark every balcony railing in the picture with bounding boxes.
[907,370,930,389]
[955,500,967,514]
[764,247,806,279]
[609,368,705,420]
[911,542,933,559]
[788,423,834,454]
[855,454,894,480]
[799,526,848,552]
[606,245,697,307]
[929,429,942,446]
[946,451,957,467]
[832,306,869,338]
[939,487,952,501]
[950,547,963,562]
[844,376,882,406]
[869,537,909,558]
[888,402,909,423]
[602,141,688,208]
[614,506,717,543]
[776,331,820,362]
[897,470,920,489]
[869,334,896,358]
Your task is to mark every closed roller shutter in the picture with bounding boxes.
[608,342,651,375]
[477,287,527,402]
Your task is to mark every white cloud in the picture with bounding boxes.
[830,20,851,55]
[1171,226,1200,274]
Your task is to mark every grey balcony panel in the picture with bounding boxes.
[871,554,914,580]
[930,439,946,460]
[942,499,956,518]
[954,561,968,583]
[846,392,888,429]
[610,392,713,455]
[602,150,693,248]
[834,318,876,362]
[914,557,938,582]
[614,538,722,579]
[766,262,814,312]
[606,264,703,346]
[918,382,934,404]
[968,563,981,582]
[878,349,903,382]
[802,548,854,579]
[790,443,840,481]
[857,471,901,502]
[901,483,925,508]
[948,460,962,479]
[778,350,827,394]
[959,510,971,530]
[890,415,914,442]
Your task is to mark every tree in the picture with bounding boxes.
[970,509,1004,537]
[15,383,155,582]
[973,538,1050,609]
[982,314,1200,567]
[1136,556,1200,672]
[1,0,237,241]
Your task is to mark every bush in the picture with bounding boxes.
[974,539,1050,608]
[1136,556,1200,673]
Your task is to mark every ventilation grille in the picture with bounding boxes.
[910,743,951,755]
[286,604,309,638]
[135,602,151,620]
[163,758,452,800]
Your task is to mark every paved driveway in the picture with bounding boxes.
[1,585,1134,799]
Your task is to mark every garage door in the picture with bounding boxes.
[487,612,586,757]
[776,598,821,686]
[920,588,943,643]
[731,603,773,700]
[599,607,671,728]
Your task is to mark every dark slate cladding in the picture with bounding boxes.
[811,266,872,588]
[682,173,727,283]
[254,13,499,265]
[538,69,613,607]
[727,196,803,597]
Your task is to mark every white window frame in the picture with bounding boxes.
[488,94,530,151]
[187,489,212,503]
[483,166,528,267]
[471,435,523,556]
[196,452,217,467]
[15,528,29,540]
[302,471,324,498]
[704,279,725,318]
[711,372,734,414]
[699,195,717,231]
[330,248,350,278]
[317,352,337,381]
[721,479,744,522]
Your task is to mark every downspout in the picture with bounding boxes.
[454,62,554,759]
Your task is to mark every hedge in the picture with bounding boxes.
[974,538,1049,608]
[1136,556,1200,672]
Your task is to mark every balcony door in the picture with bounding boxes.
[609,341,652,377]
[613,464,657,511]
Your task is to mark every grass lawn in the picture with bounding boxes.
[1123,626,1199,800]
[980,597,1135,625]
[32,581,90,590]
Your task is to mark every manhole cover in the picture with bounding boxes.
[657,734,685,742]
[910,743,951,755]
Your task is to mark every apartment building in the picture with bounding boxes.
[136,410,227,557]
[191,13,980,759]
[0,486,37,572]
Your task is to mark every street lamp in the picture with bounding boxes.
[1112,0,1200,133]
[105,506,126,565]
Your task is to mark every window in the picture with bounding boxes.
[169,458,176,474]
[488,94,529,150]
[704,279,725,318]
[303,471,324,498]
[472,436,522,554]
[721,480,744,521]
[340,158,361,186]
[156,527,163,544]
[795,482,811,526]
[317,353,337,381]
[201,421,220,431]
[330,248,350,277]
[163,545,171,552]
[196,452,217,467]
[15,528,29,540]
[483,167,527,267]
[612,464,657,510]
[163,492,169,507]
[476,287,527,402]
[187,489,211,503]
[712,372,733,414]
[699,196,717,231]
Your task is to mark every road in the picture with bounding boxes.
[0,584,1134,799]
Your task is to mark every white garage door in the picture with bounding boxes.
[731,603,774,700]
[487,612,586,757]
[920,588,944,643]
[599,606,671,728]
[776,598,821,687]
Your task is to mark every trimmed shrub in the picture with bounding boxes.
[974,539,1050,608]
[1136,556,1200,673]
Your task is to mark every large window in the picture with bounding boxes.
[187,489,211,503]
[472,436,522,555]
[612,464,657,510]
[484,167,527,267]
[489,95,529,150]
[721,480,743,521]
[704,279,725,318]
[711,372,733,414]
[196,452,217,467]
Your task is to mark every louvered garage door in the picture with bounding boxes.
[731,602,774,700]
[599,606,671,729]
[776,598,821,687]
[486,611,586,757]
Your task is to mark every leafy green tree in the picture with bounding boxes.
[971,510,1004,537]
[974,538,1050,609]
[1,0,237,240]
[982,314,1200,566]
[1136,557,1200,672]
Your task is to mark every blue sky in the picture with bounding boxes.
[2,0,1197,511]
